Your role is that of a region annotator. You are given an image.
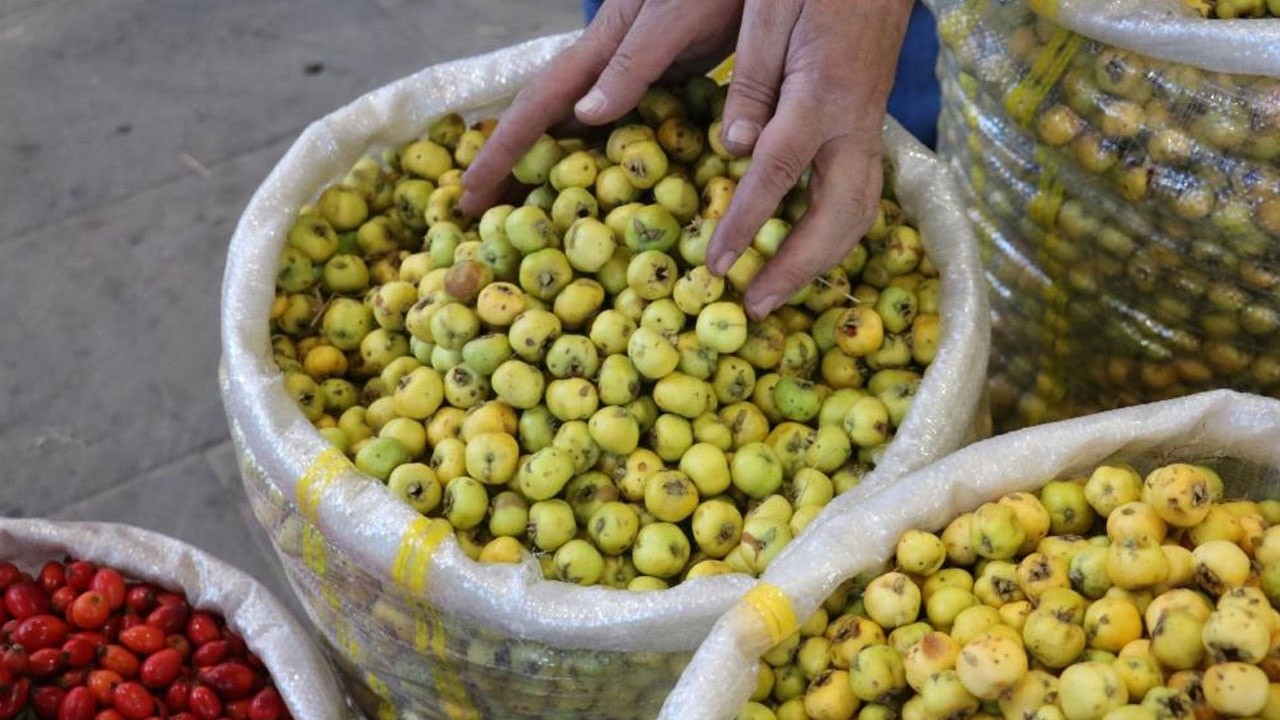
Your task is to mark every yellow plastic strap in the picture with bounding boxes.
[414,607,433,655]
[1003,28,1081,127]
[1029,146,1070,404]
[301,522,327,578]
[334,619,363,662]
[296,446,349,522]
[364,673,397,720]
[744,583,798,647]
[392,517,453,594]
[389,518,478,718]
[1029,146,1064,229]
[972,164,987,193]
[429,612,480,720]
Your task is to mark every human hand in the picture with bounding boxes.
[460,0,914,321]
[705,0,914,320]
[459,0,745,215]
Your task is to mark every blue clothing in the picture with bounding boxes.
[579,0,941,149]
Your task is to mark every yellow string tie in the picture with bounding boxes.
[391,517,453,594]
[295,446,349,522]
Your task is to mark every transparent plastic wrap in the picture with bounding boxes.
[0,518,353,720]
[658,388,1280,720]
[929,0,1280,431]
[219,32,991,719]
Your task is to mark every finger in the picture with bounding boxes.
[575,0,743,125]
[705,91,822,277]
[459,0,643,216]
[718,0,800,157]
[743,132,883,320]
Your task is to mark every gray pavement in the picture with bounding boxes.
[0,0,579,646]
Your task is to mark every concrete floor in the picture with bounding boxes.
[0,0,579,640]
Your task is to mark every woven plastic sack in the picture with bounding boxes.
[658,388,1280,720]
[0,518,353,719]
[929,0,1280,431]
[219,31,990,720]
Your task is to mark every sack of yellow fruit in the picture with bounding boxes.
[930,0,1280,432]
[659,389,1280,720]
[219,30,991,719]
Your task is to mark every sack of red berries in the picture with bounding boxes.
[0,518,353,720]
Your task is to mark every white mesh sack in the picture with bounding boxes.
[219,31,990,719]
[658,388,1280,720]
[0,518,353,719]
[931,0,1280,432]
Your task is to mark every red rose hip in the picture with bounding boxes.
[57,685,96,720]
[111,681,155,720]
[138,648,182,689]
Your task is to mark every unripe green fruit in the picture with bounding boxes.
[971,502,1027,560]
[771,377,822,422]
[697,302,749,354]
[587,406,641,455]
[623,204,681,253]
[653,372,715,419]
[513,134,566,186]
[442,476,488,530]
[587,501,640,555]
[731,442,785,499]
[654,174,700,223]
[740,516,794,574]
[550,183,599,237]
[553,539,605,586]
[632,522,691,577]
[519,248,574,301]
[527,499,577,552]
[318,185,369,231]
[564,217,617,273]
[490,359,545,410]
[628,326,681,379]
[644,469,700,523]
[549,150,599,191]
[627,249,679,300]
[692,499,744,558]
[504,205,559,254]
[619,140,669,190]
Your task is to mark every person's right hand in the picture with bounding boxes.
[703,0,912,319]
[459,0,745,216]
[461,0,913,321]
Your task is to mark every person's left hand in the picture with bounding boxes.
[459,0,745,216]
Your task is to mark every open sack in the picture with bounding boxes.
[659,389,1280,720]
[931,0,1280,430]
[0,518,353,720]
[220,30,990,719]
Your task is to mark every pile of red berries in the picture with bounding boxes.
[0,558,291,720]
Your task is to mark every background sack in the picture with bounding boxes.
[0,518,353,720]
[930,0,1280,431]
[220,31,990,719]
[658,388,1280,720]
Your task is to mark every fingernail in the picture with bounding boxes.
[750,292,784,320]
[575,88,606,118]
[709,250,732,276]
[725,120,761,149]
